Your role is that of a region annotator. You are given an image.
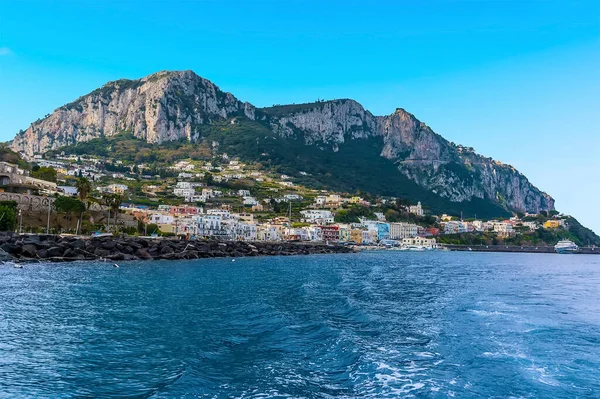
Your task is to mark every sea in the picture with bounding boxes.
[1,251,599,398]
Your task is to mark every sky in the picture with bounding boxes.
[0,0,599,232]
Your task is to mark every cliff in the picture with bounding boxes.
[10,70,554,214]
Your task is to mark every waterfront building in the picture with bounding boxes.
[321,225,340,242]
[389,222,419,240]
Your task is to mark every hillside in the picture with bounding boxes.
[11,70,554,218]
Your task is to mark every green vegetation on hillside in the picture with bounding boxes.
[49,118,512,219]
[31,165,57,182]
[0,144,29,169]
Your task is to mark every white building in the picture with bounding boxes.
[300,210,334,225]
[402,236,437,249]
[149,214,174,225]
[409,202,424,217]
[389,222,419,240]
[492,221,515,236]
[196,215,226,237]
[206,209,231,219]
[243,196,259,206]
[523,221,539,231]
[174,187,196,198]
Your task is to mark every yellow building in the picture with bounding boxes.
[157,223,176,234]
[544,220,561,229]
[350,229,363,244]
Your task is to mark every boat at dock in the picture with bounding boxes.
[554,240,579,254]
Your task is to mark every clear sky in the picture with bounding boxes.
[1,0,599,232]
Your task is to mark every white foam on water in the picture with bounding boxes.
[526,365,560,387]
[468,309,509,317]
[414,351,436,358]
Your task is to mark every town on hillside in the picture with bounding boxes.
[0,148,595,250]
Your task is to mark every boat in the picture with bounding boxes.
[91,232,113,238]
[554,240,579,254]
[406,245,426,251]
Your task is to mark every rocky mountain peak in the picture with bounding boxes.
[9,70,555,214]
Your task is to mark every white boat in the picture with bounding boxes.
[554,240,579,254]
[91,232,113,238]
[406,245,426,251]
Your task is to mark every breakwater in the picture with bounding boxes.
[0,233,354,262]
[444,244,600,255]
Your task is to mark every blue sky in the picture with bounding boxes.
[1,0,599,232]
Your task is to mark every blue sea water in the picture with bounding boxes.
[1,251,599,398]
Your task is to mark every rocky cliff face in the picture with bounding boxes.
[11,70,255,154]
[261,102,554,213]
[10,70,554,213]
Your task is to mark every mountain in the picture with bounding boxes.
[10,70,554,217]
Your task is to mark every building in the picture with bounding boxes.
[300,210,334,225]
[361,229,378,245]
[389,222,419,240]
[443,221,468,234]
[492,221,515,237]
[0,161,58,193]
[402,236,438,249]
[206,209,231,219]
[243,196,259,206]
[376,222,390,241]
[321,225,340,242]
[149,214,174,225]
[99,184,128,195]
[58,186,78,197]
[544,220,562,229]
[409,201,424,216]
[349,229,364,244]
[196,215,226,237]
[257,225,281,241]
[523,221,539,231]
[170,205,201,216]
[314,196,327,206]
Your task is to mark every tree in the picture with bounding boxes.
[54,196,85,230]
[103,194,123,230]
[384,209,400,222]
[75,177,92,204]
[146,223,160,236]
[75,177,92,234]
[30,166,57,183]
[0,204,17,232]
[203,171,214,185]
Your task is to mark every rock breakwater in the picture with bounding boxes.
[0,233,353,262]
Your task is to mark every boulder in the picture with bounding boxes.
[160,245,174,255]
[102,240,117,250]
[21,244,38,258]
[72,240,85,250]
[0,243,18,254]
[94,248,111,257]
[36,249,49,259]
[47,247,64,258]
[136,248,153,260]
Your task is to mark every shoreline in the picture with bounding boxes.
[0,233,354,263]
[442,244,600,255]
